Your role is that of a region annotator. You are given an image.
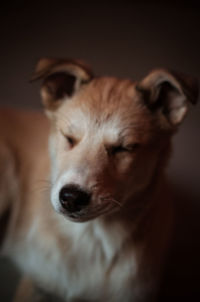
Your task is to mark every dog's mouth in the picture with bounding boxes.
[59,200,120,223]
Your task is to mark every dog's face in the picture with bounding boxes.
[33,58,198,222]
[49,78,164,222]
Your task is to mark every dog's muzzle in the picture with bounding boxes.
[59,185,91,213]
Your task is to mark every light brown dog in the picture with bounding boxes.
[0,58,198,301]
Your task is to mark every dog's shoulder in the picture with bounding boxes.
[0,108,50,250]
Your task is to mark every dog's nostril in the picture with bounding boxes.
[59,185,91,212]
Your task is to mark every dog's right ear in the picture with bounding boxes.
[31,58,94,111]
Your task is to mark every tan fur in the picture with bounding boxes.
[0,59,198,301]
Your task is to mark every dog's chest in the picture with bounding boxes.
[11,218,137,300]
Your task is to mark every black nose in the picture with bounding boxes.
[59,185,91,212]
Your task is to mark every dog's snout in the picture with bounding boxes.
[59,185,91,212]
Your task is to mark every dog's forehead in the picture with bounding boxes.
[82,77,139,112]
[57,77,154,141]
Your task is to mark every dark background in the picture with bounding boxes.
[0,1,200,301]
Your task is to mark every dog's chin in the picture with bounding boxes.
[58,205,118,223]
[61,210,107,223]
[65,213,97,223]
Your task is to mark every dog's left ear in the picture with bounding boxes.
[31,58,94,111]
[137,69,199,128]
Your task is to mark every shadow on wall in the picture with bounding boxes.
[159,186,200,301]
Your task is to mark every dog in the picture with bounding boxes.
[0,58,198,301]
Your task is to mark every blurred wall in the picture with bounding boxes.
[0,1,200,300]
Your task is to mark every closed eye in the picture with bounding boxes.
[66,135,75,147]
[61,131,76,148]
[106,143,140,156]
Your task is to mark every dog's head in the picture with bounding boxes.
[32,58,198,222]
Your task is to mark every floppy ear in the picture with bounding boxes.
[31,58,94,110]
[137,69,199,128]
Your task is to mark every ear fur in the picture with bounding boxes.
[137,69,199,128]
[31,58,94,111]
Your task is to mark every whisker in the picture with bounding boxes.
[29,185,51,194]
[101,197,123,208]
[33,179,52,185]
